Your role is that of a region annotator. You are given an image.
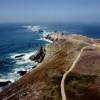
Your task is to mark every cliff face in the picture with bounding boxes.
[0,34,100,100]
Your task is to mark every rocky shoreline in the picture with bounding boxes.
[0,46,46,89]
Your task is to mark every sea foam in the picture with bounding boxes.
[23,25,44,32]
[1,50,39,83]
[37,38,53,43]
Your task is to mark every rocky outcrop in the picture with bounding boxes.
[0,81,11,87]
[44,34,55,41]
[29,47,46,63]
[44,32,65,41]
[15,54,24,58]
[17,71,27,76]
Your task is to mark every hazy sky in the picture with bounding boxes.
[0,0,100,23]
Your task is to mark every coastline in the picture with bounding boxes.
[0,33,100,100]
[0,32,97,88]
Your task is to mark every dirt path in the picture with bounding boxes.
[61,46,89,100]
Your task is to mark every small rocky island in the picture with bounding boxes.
[0,33,100,100]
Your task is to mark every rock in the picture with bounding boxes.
[32,65,37,69]
[29,55,35,61]
[29,47,46,63]
[17,71,27,76]
[38,29,43,33]
[45,34,54,41]
[0,81,11,87]
[15,54,24,58]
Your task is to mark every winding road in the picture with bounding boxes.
[61,46,89,100]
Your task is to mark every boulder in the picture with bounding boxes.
[0,81,11,87]
[17,71,27,76]
[32,65,37,69]
[38,29,43,33]
[15,54,24,58]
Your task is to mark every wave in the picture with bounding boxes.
[0,72,19,83]
[0,50,38,83]
[10,51,38,69]
[23,25,44,32]
[37,38,53,43]
[11,51,37,60]
[0,78,12,82]
[31,26,43,32]
[23,25,33,30]
[23,24,54,43]
[42,31,54,37]
[36,30,54,43]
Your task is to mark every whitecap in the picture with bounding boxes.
[6,50,38,83]
[23,25,33,30]
[37,38,53,43]
[31,25,43,32]
[0,73,18,83]
[42,31,54,37]
[21,51,37,60]
[10,50,37,60]
[0,79,10,82]
[23,25,44,32]
[10,53,25,59]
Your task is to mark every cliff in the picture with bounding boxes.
[0,34,100,100]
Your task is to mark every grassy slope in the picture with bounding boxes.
[0,35,100,100]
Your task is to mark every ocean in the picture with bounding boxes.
[0,22,100,82]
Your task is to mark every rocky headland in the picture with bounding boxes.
[0,33,100,100]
